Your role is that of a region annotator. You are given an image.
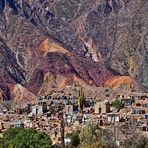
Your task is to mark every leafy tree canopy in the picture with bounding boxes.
[0,128,53,148]
[112,99,124,112]
[69,131,80,147]
[123,135,148,148]
[79,122,115,148]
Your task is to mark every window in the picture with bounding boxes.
[136,103,141,107]
[145,115,148,119]
[139,110,142,114]
[99,108,102,114]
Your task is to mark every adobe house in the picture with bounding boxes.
[131,107,146,114]
[24,117,33,128]
[139,120,148,132]
[116,94,125,99]
[141,100,148,108]
[95,100,110,114]
[140,125,148,132]
[121,96,133,106]
[130,93,148,101]
[131,99,148,115]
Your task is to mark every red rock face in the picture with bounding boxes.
[25,51,115,95]
[12,84,36,107]
[103,76,146,92]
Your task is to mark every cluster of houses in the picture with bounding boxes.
[118,94,148,117]
[0,91,147,145]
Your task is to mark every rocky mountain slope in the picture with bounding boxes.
[0,0,147,102]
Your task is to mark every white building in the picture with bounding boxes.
[32,102,47,116]
[24,118,33,128]
[107,113,120,123]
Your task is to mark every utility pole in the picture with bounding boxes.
[113,113,116,148]
[60,103,65,148]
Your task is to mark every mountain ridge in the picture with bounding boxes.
[0,0,147,103]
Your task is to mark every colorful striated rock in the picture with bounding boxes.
[0,0,147,104]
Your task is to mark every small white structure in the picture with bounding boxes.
[24,119,33,128]
[66,115,73,124]
[65,137,71,145]
[107,113,120,123]
[32,102,47,116]
[13,121,24,128]
[66,105,73,114]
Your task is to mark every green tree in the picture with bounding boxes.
[112,99,124,112]
[2,128,53,148]
[79,122,115,148]
[0,137,6,148]
[136,136,148,148]
[78,88,85,113]
[70,132,80,147]
[123,135,148,148]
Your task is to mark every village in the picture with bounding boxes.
[0,86,148,146]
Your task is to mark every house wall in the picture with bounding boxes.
[66,105,73,114]
[132,109,145,114]
[121,99,132,106]
[95,102,110,114]
[32,105,43,115]
[107,115,120,122]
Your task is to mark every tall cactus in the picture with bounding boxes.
[78,88,85,113]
